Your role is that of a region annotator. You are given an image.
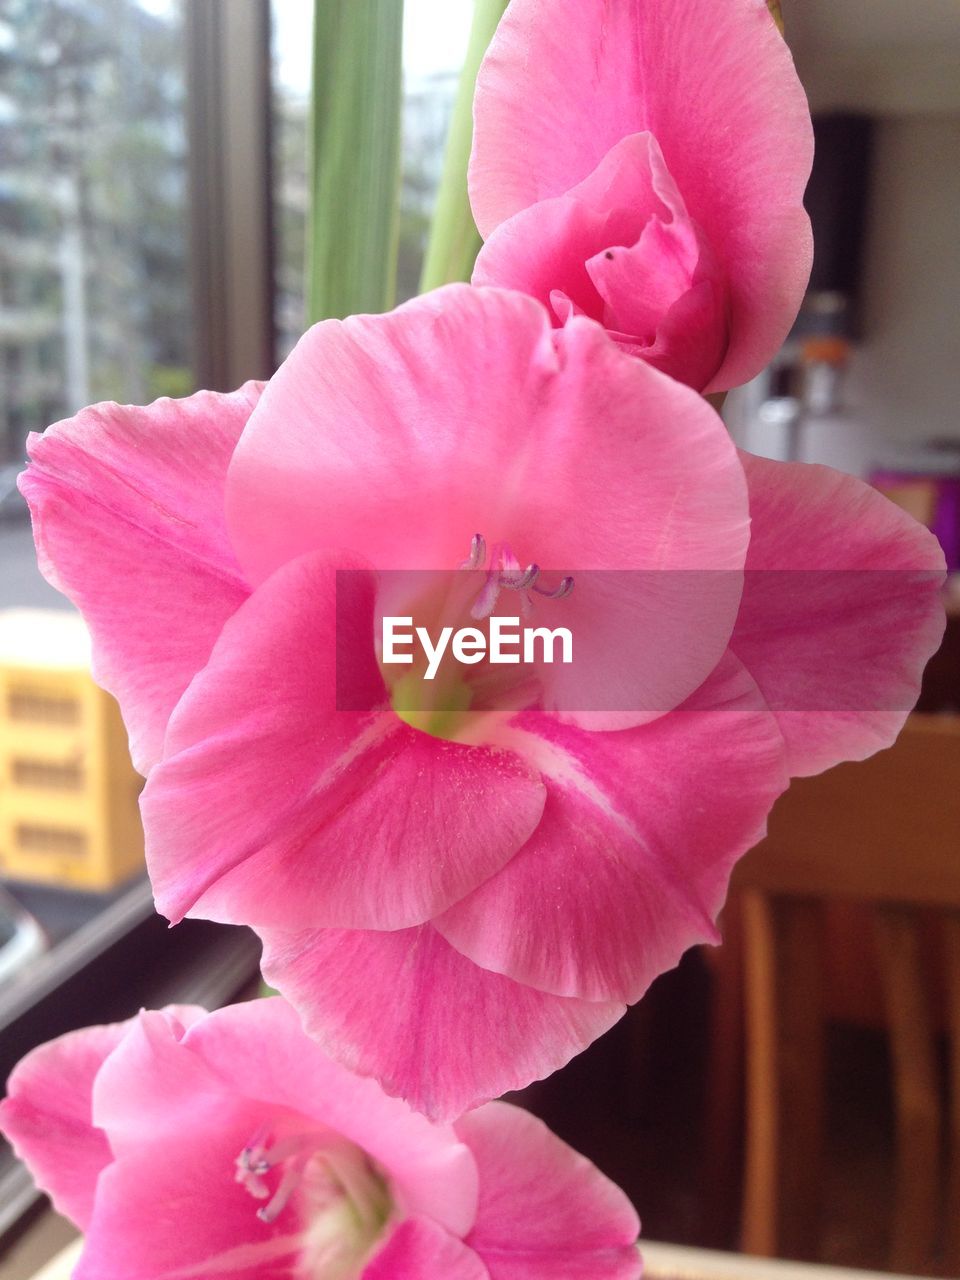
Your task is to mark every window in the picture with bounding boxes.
[271,0,472,357]
[0,0,193,467]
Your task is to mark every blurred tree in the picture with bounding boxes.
[0,0,191,459]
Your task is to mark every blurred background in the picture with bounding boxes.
[0,1,958,1276]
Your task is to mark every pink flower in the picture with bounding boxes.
[469,0,814,392]
[0,998,641,1278]
[20,287,944,1119]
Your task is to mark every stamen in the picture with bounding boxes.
[461,533,487,570]
[235,1129,326,1223]
[499,563,540,591]
[533,575,575,600]
[461,532,574,617]
[235,1127,272,1198]
[257,1155,309,1224]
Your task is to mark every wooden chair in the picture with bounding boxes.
[724,714,960,1273]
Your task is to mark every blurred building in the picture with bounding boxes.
[0,0,192,464]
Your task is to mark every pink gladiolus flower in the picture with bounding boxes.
[469,0,814,392]
[19,287,944,1120]
[0,999,642,1278]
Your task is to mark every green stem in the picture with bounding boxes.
[418,0,508,293]
[307,0,405,323]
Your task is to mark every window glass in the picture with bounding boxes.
[271,0,472,359]
[0,0,192,988]
[0,0,192,471]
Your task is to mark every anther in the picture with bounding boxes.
[462,533,487,571]
[533,575,575,600]
[236,1129,326,1223]
[256,1158,308,1224]
[460,533,574,612]
[499,563,540,591]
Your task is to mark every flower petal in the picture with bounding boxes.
[0,1006,205,1231]
[474,132,729,390]
[182,1000,479,1239]
[225,286,750,728]
[74,1108,306,1280]
[457,1103,641,1280]
[0,1023,128,1228]
[473,133,666,327]
[91,1010,232,1157]
[87,1002,477,1252]
[364,1218,489,1280]
[469,0,813,389]
[437,655,787,1002]
[19,386,260,772]
[81,1002,477,1278]
[732,452,947,777]
[142,551,545,931]
[225,286,749,578]
[258,924,624,1124]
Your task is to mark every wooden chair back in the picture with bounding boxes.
[730,714,960,1273]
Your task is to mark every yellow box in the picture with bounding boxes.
[0,609,144,891]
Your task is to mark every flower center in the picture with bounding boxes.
[236,1123,392,1278]
[384,533,573,741]
[461,533,574,617]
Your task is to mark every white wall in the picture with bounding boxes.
[787,4,960,459]
[790,0,960,117]
[844,116,960,453]
[727,114,960,469]
[729,0,960,468]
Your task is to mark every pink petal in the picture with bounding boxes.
[437,656,788,1002]
[0,1022,127,1228]
[732,453,947,776]
[74,1108,306,1280]
[91,1010,233,1158]
[81,1003,477,1277]
[225,286,750,727]
[474,133,728,390]
[19,386,260,772]
[469,0,813,390]
[259,924,625,1123]
[225,285,749,579]
[0,1006,204,1230]
[624,278,727,392]
[181,1000,479,1239]
[364,1218,489,1280]
[457,1103,641,1279]
[584,139,697,331]
[474,196,632,329]
[227,287,557,585]
[588,225,728,391]
[142,551,545,930]
[473,133,666,327]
